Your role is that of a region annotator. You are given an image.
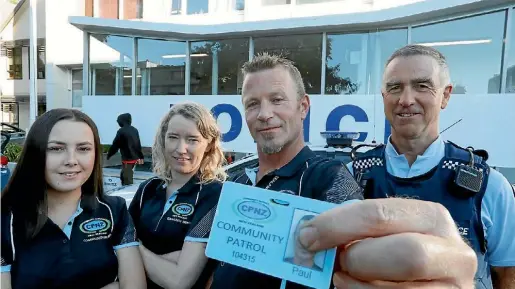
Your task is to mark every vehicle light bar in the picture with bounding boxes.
[320,131,360,148]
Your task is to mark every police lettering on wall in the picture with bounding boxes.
[171,103,375,143]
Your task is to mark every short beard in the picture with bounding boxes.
[260,144,284,154]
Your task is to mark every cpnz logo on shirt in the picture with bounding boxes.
[172,203,195,216]
[167,203,195,225]
[79,218,112,242]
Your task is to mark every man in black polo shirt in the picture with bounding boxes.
[208,54,364,289]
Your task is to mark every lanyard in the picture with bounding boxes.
[264,176,279,190]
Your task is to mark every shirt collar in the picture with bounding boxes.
[245,146,316,181]
[77,200,84,213]
[62,200,83,239]
[162,174,201,195]
[80,194,99,211]
[273,146,316,177]
[385,135,445,178]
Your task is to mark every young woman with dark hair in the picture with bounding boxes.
[1,108,146,289]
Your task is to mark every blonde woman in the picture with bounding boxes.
[128,102,227,289]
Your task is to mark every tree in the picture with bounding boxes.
[453,84,467,94]
[189,35,360,95]
[190,39,249,95]
[324,37,360,94]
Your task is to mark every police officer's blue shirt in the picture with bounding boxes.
[347,136,515,267]
[1,195,139,289]
[210,146,364,289]
[128,174,223,289]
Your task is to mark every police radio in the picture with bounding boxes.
[350,141,383,199]
[453,148,483,197]
[356,169,374,199]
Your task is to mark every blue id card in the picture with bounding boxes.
[205,181,339,289]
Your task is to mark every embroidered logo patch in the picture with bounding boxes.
[79,218,112,242]
[172,203,194,216]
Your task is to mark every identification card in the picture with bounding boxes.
[206,181,339,289]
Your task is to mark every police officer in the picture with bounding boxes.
[348,44,515,288]
[208,53,479,289]
[1,108,146,289]
[129,102,226,289]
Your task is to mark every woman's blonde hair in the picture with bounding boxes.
[152,102,228,184]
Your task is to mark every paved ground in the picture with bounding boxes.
[102,152,154,192]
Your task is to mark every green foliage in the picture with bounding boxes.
[189,36,359,95]
[4,143,23,163]
[102,144,111,154]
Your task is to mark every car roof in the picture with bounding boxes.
[223,144,359,171]
[106,143,376,197]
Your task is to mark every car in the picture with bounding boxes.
[0,124,25,192]
[1,154,10,191]
[1,123,26,150]
[221,145,363,182]
[106,132,377,206]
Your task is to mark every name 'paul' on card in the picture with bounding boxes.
[205,181,340,289]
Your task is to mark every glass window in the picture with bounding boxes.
[72,69,83,107]
[171,0,182,14]
[254,34,322,94]
[190,38,249,95]
[187,0,209,14]
[7,47,22,80]
[90,34,133,95]
[28,46,46,79]
[505,9,515,93]
[37,47,45,79]
[262,0,291,5]
[38,103,46,117]
[412,11,506,94]
[326,29,407,94]
[235,0,245,11]
[137,38,186,95]
[0,102,19,127]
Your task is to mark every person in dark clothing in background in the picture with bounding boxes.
[107,113,144,185]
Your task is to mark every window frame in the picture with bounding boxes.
[7,46,23,80]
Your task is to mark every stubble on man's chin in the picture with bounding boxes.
[256,133,284,154]
[260,144,284,155]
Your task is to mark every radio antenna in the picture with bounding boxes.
[440,118,463,134]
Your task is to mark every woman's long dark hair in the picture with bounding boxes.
[1,108,105,241]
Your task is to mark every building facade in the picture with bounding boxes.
[1,0,515,180]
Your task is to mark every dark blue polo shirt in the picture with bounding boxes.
[128,175,222,289]
[209,146,363,289]
[1,195,138,289]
